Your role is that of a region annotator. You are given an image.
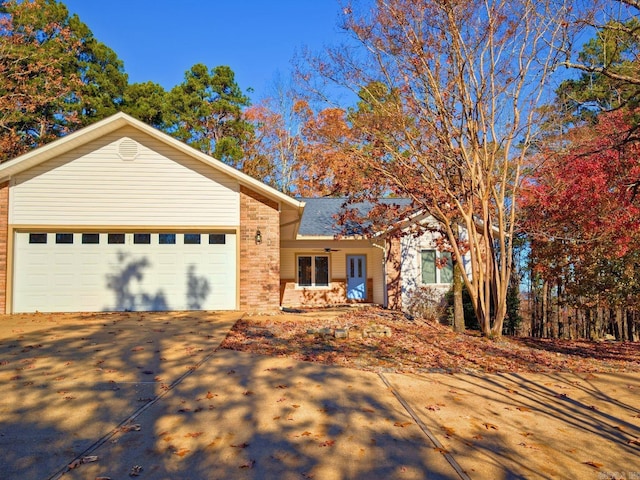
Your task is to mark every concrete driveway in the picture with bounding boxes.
[1,312,639,479]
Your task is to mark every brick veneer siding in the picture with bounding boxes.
[386,236,402,310]
[239,186,280,312]
[280,278,373,307]
[0,182,8,313]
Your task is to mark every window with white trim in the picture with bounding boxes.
[421,250,453,284]
[297,255,329,287]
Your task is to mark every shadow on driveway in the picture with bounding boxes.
[0,311,238,479]
[0,312,456,480]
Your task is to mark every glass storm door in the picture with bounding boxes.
[346,255,366,300]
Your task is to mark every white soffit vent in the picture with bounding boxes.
[118,138,139,160]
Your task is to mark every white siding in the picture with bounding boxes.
[9,126,240,226]
[400,229,471,308]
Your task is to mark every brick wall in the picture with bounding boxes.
[0,182,8,313]
[239,186,280,312]
[385,236,402,310]
[280,278,373,307]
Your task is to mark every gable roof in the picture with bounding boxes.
[0,112,305,218]
[297,197,412,238]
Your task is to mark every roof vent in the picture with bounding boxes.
[118,138,139,160]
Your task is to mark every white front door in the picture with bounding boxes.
[13,231,236,313]
[346,255,366,300]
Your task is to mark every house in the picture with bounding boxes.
[392,216,470,310]
[0,113,456,314]
[0,113,303,314]
[280,197,409,308]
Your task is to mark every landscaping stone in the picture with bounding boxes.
[334,328,348,339]
[363,323,392,338]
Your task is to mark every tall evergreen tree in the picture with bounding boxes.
[121,81,167,128]
[67,13,129,123]
[166,64,253,167]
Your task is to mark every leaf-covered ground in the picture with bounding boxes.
[220,307,640,374]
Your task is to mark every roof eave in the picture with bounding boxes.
[0,112,305,212]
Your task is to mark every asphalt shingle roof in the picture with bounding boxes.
[297,197,412,237]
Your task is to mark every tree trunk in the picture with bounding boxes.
[452,259,465,333]
[555,282,562,339]
[531,279,541,337]
[541,280,549,337]
[615,307,624,341]
[628,310,638,342]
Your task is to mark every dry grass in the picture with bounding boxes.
[220,306,640,374]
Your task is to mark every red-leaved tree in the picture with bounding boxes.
[521,108,640,339]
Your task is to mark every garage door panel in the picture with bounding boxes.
[13,232,236,313]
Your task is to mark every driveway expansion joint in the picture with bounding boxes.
[47,345,222,480]
[378,372,472,480]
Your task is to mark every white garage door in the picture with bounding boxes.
[13,232,236,313]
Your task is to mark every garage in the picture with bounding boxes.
[0,113,302,314]
[12,231,237,313]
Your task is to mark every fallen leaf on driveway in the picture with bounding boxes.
[231,442,250,448]
[583,461,603,469]
[433,447,449,454]
[516,406,532,412]
[184,432,204,438]
[483,423,499,430]
[441,426,455,437]
[628,438,640,445]
[175,448,190,457]
[120,424,141,433]
[129,464,143,476]
[518,442,540,450]
[394,421,412,428]
[319,439,335,447]
[239,460,255,469]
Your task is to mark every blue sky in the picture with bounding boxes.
[63,0,345,102]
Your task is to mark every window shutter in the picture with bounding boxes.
[421,250,436,284]
[441,252,454,284]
